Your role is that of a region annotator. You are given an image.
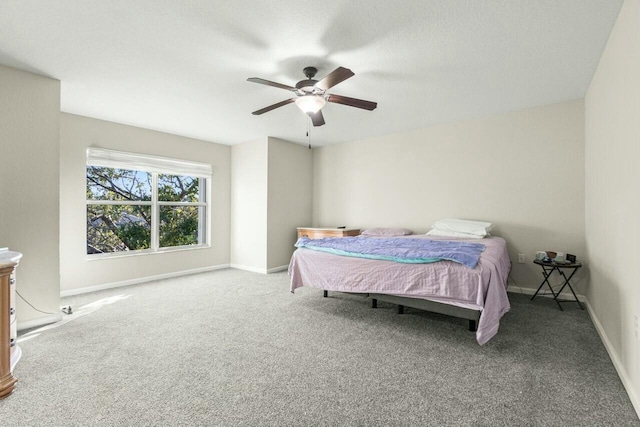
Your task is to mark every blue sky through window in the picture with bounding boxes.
[87,167,151,201]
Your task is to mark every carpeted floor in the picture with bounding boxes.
[1,268,638,426]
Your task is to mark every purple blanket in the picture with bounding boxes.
[295,236,485,268]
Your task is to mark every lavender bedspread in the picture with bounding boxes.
[295,236,485,268]
[289,235,511,345]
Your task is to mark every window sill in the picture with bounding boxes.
[85,244,211,261]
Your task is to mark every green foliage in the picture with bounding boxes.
[159,206,199,248]
[86,205,151,253]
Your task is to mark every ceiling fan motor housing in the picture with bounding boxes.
[295,79,320,94]
[295,67,323,94]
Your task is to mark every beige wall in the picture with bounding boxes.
[230,137,313,272]
[0,65,61,327]
[585,0,640,415]
[59,113,231,292]
[267,137,312,270]
[313,99,586,292]
[230,138,268,271]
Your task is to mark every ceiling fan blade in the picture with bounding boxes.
[251,98,295,115]
[247,77,297,92]
[327,94,377,111]
[307,110,325,127]
[315,67,354,91]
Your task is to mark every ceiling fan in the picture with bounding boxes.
[247,66,377,127]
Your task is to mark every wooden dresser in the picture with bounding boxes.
[0,250,21,399]
[297,227,360,239]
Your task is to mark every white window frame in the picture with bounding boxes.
[86,148,212,258]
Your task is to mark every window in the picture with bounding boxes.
[86,148,211,256]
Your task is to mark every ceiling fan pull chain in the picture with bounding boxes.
[307,116,311,149]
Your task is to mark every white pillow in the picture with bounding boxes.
[426,229,486,239]
[430,218,493,237]
[361,227,413,237]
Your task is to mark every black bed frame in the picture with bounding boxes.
[323,290,479,332]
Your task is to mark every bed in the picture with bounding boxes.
[288,234,511,345]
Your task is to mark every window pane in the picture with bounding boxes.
[158,174,201,202]
[87,205,151,254]
[159,205,203,248]
[87,167,151,201]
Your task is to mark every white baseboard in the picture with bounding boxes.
[17,313,63,332]
[230,264,289,274]
[584,299,640,420]
[508,286,639,419]
[230,264,267,274]
[60,264,230,297]
[267,265,288,274]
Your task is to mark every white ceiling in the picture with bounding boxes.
[0,0,623,147]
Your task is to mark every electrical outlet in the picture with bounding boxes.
[517,254,525,264]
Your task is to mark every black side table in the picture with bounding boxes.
[531,259,583,310]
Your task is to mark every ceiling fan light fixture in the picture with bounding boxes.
[295,95,326,113]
